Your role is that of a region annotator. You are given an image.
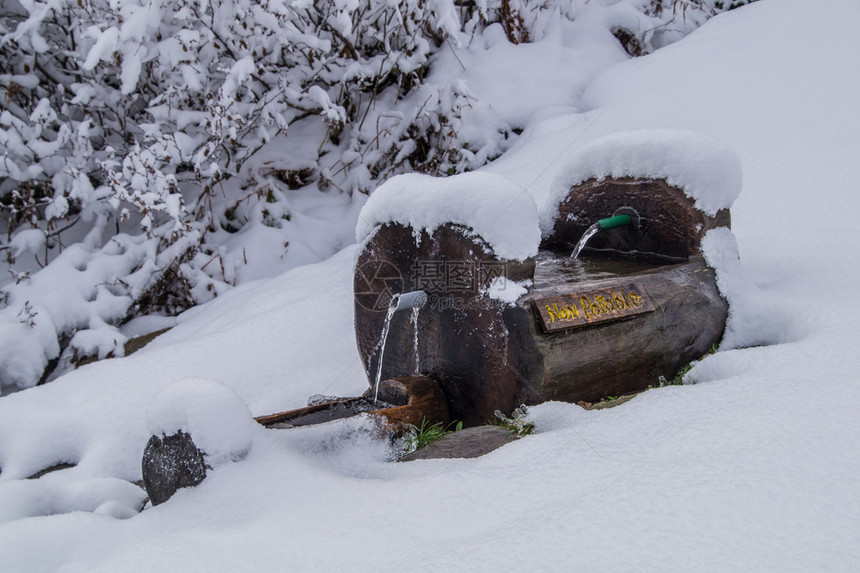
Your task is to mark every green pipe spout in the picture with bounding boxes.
[597,214,632,231]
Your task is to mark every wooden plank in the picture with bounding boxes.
[532,282,655,333]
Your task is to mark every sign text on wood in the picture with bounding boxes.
[534,283,655,333]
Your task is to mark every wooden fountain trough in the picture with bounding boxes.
[350,177,730,427]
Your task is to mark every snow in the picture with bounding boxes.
[119,315,176,339]
[0,475,146,526]
[355,171,541,261]
[485,277,530,305]
[0,244,367,478]
[82,26,120,70]
[540,129,742,235]
[0,238,147,389]
[701,227,797,350]
[27,98,57,124]
[3,0,860,571]
[8,228,46,258]
[146,378,259,466]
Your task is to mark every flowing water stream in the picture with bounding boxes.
[411,305,421,374]
[570,221,601,259]
[373,294,400,403]
[373,290,428,403]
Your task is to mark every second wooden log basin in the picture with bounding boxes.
[519,253,725,404]
[354,177,729,426]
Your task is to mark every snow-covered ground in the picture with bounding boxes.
[2,0,860,570]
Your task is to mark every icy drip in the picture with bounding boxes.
[373,294,400,404]
[570,222,601,259]
[411,306,420,374]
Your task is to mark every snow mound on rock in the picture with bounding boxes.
[356,172,541,261]
[146,378,258,467]
[541,129,742,235]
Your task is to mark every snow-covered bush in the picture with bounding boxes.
[0,0,738,391]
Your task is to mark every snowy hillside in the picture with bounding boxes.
[2,0,860,571]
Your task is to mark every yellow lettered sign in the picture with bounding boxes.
[533,282,654,332]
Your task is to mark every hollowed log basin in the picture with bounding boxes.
[354,177,730,426]
[544,177,731,261]
[355,223,538,426]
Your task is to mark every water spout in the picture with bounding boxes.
[393,290,429,312]
[570,214,633,259]
[597,213,633,231]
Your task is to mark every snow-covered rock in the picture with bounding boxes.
[145,378,258,467]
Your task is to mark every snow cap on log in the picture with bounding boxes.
[356,172,541,262]
[541,129,742,236]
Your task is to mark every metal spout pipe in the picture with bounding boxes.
[390,290,428,312]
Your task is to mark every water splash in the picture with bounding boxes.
[373,294,400,404]
[570,221,601,259]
